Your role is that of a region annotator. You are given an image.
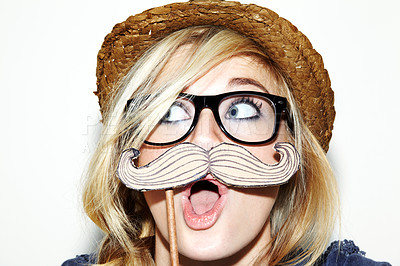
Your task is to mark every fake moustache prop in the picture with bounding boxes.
[117,142,300,191]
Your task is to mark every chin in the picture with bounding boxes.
[174,206,256,263]
[177,231,238,262]
[181,247,231,262]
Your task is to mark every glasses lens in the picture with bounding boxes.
[146,97,195,144]
[219,94,276,142]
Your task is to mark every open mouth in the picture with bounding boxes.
[181,175,228,230]
[190,180,220,215]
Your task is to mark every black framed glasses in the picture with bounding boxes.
[130,91,289,146]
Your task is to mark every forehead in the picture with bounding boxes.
[184,55,278,95]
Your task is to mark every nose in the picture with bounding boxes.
[186,108,225,150]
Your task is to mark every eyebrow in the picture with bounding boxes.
[227,78,268,92]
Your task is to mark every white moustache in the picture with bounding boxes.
[117,142,300,191]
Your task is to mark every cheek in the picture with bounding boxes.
[248,143,280,164]
[232,186,279,221]
[221,186,279,251]
[143,190,168,237]
[237,186,279,229]
[248,122,289,164]
[138,145,168,166]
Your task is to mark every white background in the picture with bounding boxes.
[1,0,399,265]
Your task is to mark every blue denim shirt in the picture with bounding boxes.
[62,240,391,265]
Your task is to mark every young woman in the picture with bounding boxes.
[63,1,390,265]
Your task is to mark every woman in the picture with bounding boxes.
[63,1,390,265]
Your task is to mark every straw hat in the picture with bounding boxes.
[95,0,335,152]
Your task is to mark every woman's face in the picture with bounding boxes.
[139,56,287,264]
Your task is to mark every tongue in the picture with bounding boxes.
[190,190,219,215]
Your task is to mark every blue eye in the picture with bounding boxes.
[161,103,191,123]
[225,98,261,120]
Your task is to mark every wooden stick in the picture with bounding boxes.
[165,189,179,266]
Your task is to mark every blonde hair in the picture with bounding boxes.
[83,26,339,265]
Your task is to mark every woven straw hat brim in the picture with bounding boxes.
[95,0,335,152]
